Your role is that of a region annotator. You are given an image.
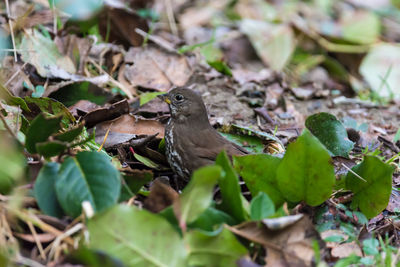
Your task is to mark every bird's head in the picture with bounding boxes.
[159,87,209,124]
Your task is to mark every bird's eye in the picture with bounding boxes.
[174,94,184,102]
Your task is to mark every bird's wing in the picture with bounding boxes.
[189,129,248,161]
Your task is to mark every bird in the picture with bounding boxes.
[159,87,248,181]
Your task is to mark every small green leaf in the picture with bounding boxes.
[134,153,162,170]
[306,112,354,157]
[32,85,45,98]
[55,151,121,217]
[184,227,247,267]
[276,129,335,206]
[234,154,284,207]
[250,192,275,220]
[88,205,187,267]
[53,123,84,142]
[215,151,246,222]
[323,235,345,243]
[24,97,75,124]
[346,156,394,218]
[25,114,63,154]
[140,92,164,106]
[34,163,64,218]
[174,166,222,225]
[220,133,264,153]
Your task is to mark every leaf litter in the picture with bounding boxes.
[0,0,400,266]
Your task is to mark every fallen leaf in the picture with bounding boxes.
[144,178,179,213]
[124,46,192,91]
[331,241,363,258]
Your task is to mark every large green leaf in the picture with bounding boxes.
[185,227,247,267]
[341,10,380,45]
[55,151,121,217]
[36,140,68,158]
[88,205,187,267]
[34,162,63,218]
[215,151,246,222]
[305,112,354,157]
[276,129,335,206]
[346,156,394,218]
[174,166,222,226]
[233,154,284,207]
[25,114,62,154]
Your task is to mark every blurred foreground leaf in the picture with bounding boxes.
[88,205,187,267]
[55,151,121,217]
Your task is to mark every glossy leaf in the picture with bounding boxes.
[189,206,236,231]
[34,163,63,218]
[215,151,246,222]
[25,114,62,154]
[55,151,121,217]
[88,205,187,267]
[234,154,284,207]
[346,156,394,218]
[174,166,222,226]
[53,123,84,142]
[276,129,335,206]
[306,112,354,157]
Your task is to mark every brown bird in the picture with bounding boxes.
[159,87,248,181]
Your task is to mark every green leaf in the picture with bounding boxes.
[36,140,68,158]
[215,151,246,222]
[25,114,62,154]
[184,227,247,267]
[250,192,275,220]
[119,170,153,201]
[53,123,85,142]
[24,97,75,124]
[49,82,111,107]
[305,112,354,157]
[68,246,125,267]
[276,129,335,206]
[54,0,103,20]
[189,206,236,232]
[55,151,121,217]
[140,92,164,106]
[0,83,30,112]
[134,153,162,170]
[345,156,394,218]
[0,133,25,194]
[233,154,284,207]
[88,205,187,267]
[34,163,64,218]
[219,133,264,154]
[174,166,222,226]
[240,19,295,71]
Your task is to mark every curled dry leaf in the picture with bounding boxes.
[228,215,322,267]
[83,99,130,129]
[124,47,192,91]
[95,114,165,148]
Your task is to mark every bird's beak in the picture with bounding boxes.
[158,93,171,104]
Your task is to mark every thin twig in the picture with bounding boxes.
[341,163,367,182]
[165,0,178,36]
[135,28,176,53]
[5,0,17,62]
[27,221,47,261]
[48,223,84,260]
[4,61,28,87]
[52,0,57,34]
[88,58,135,99]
